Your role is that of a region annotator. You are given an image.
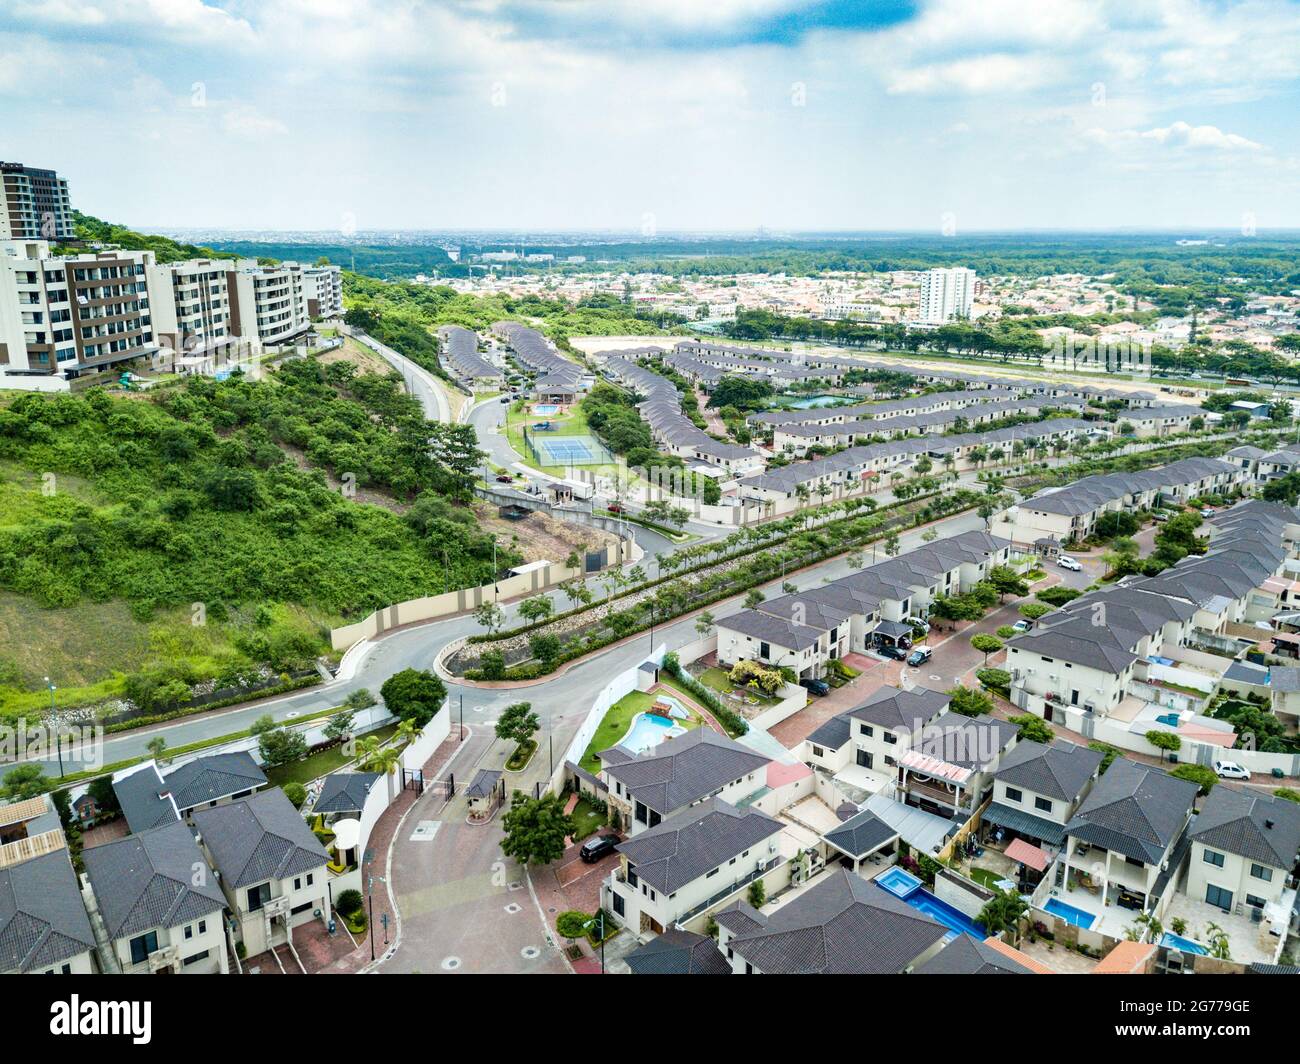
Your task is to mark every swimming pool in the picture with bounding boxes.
[786,394,850,409]
[1160,932,1208,955]
[1043,897,1096,929]
[533,404,560,415]
[620,712,687,755]
[875,866,922,898]
[872,867,985,941]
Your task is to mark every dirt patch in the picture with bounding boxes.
[317,336,396,377]
[474,502,617,565]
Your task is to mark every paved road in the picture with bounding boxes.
[353,331,456,423]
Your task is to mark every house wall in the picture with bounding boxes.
[224,866,330,958]
[22,950,96,976]
[111,909,228,975]
[991,778,1073,827]
[1185,841,1287,911]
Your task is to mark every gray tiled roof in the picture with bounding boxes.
[718,608,828,650]
[980,802,1067,847]
[313,772,382,814]
[464,769,503,801]
[807,685,950,750]
[82,820,225,941]
[162,751,266,811]
[113,764,181,834]
[1190,786,1300,869]
[616,798,782,895]
[915,933,1034,974]
[723,868,947,974]
[192,789,330,888]
[994,739,1102,802]
[913,711,1018,772]
[1064,759,1198,865]
[823,810,899,859]
[0,849,95,973]
[601,727,769,816]
[625,929,732,975]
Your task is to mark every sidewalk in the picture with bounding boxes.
[316,726,471,974]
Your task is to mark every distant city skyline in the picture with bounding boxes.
[3,0,1298,232]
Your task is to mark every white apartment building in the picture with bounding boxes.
[146,258,233,353]
[226,258,311,345]
[288,262,343,319]
[0,239,158,379]
[918,267,975,324]
[1,161,73,241]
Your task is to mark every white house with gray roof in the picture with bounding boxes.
[192,788,331,959]
[981,739,1103,851]
[598,727,770,836]
[1185,786,1299,922]
[605,798,784,935]
[81,819,228,975]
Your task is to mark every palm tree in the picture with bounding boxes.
[356,736,401,776]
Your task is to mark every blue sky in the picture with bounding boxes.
[2,0,1298,232]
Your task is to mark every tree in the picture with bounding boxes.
[744,589,765,609]
[258,725,308,767]
[883,532,901,557]
[0,764,49,801]
[380,668,447,727]
[496,701,540,747]
[986,565,1028,602]
[1010,713,1053,743]
[1170,762,1217,795]
[694,610,715,638]
[1145,729,1182,763]
[976,667,1011,691]
[474,601,505,634]
[517,595,554,625]
[146,736,168,762]
[1204,921,1231,960]
[1018,602,1052,620]
[324,708,357,742]
[748,878,766,908]
[86,775,120,815]
[948,686,993,717]
[555,910,591,944]
[1036,586,1082,607]
[978,890,1028,942]
[970,633,1003,665]
[356,735,401,775]
[283,782,307,808]
[500,791,574,866]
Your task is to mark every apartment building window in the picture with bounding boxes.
[707,867,720,878]
[1034,797,1053,813]
[1203,849,1226,868]
[129,931,159,965]
[1005,787,1022,803]
[1250,863,1273,882]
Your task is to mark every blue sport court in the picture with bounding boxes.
[531,433,612,466]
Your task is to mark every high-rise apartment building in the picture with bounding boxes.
[0,240,157,378]
[146,258,233,353]
[0,162,74,241]
[288,262,343,319]
[225,259,310,345]
[918,267,975,324]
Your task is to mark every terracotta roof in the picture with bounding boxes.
[1004,837,1050,872]
[982,937,1055,974]
[1093,941,1156,974]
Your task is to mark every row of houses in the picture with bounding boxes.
[601,353,765,474]
[714,527,1014,680]
[437,324,502,388]
[492,321,583,402]
[0,751,387,975]
[992,456,1246,546]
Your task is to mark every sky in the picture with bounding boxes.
[3,0,1299,233]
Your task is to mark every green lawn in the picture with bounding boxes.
[569,796,607,840]
[966,866,1009,891]
[576,684,704,774]
[265,724,399,788]
[695,666,778,705]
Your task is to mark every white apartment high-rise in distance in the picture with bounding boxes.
[918,267,975,324]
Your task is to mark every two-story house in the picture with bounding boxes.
[192,789,331,960]
[598,727,770,836]
[896,711,1019,818]
[82,819,228,974]
[606,798,784,935]
[1186,786,1300,922]
[980,739,1104,853]
[803,685,950,787]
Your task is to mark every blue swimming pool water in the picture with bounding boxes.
[620,712,686,755]
[787,394,849,409]
[905,893,987,942]
[1043,897,1096,929]
[533,404,560,415]
[875,866,922,898]
[1160,932,1208,955]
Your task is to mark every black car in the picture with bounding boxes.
[579,834,619,863]
[800,677,830,697]
[879,644,909,661]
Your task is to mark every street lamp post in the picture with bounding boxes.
[44,676,62,777]
[583,911,606,973]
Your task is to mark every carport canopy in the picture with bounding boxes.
[1004,837,1049,872]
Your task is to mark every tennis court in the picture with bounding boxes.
[530,433,613,466]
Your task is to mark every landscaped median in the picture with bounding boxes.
[442,487,986,685]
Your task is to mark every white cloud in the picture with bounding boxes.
[887,54,1056,95]
[220,104,288,139]
[1086,121,1264,151]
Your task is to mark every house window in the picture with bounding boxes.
[759,642,771,658]
[635,801,648,825]
[1203,849,1225,868]
[306,874,314,886]
[1246,894,1267,909]
[198,920,206,934]
[184,925,194,940]
[1124,856,1143,868]
[856,749,872,769]
[183,950,210,966]
[627,867,639,888]
[293,877,301,891]
[812,745,825,758]
[612,893,624,917]
[707,867,720,878]
[1205,884,1233,911]
[859,723,873,737]
[1250,863,1273,882]
[883,733,897,745]
[129,931,159,965]
[1005,787,1023,803]
[1034,797,1052,813]
[247,883,272,912]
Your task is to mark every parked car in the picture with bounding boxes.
[879,644,909,661]
[1056,555,1082,572]
[906,615,931,633]
[579,835,620,862]
[800,677,830,697]
[1213,760,1250,780]
[495,473,513,483]
[499,394,511,403]
[1151,511,1170,522]
[607,502,624,514]
[906,646,932,667]
[1199,508,1216,518]
[1012,619,1033,633]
